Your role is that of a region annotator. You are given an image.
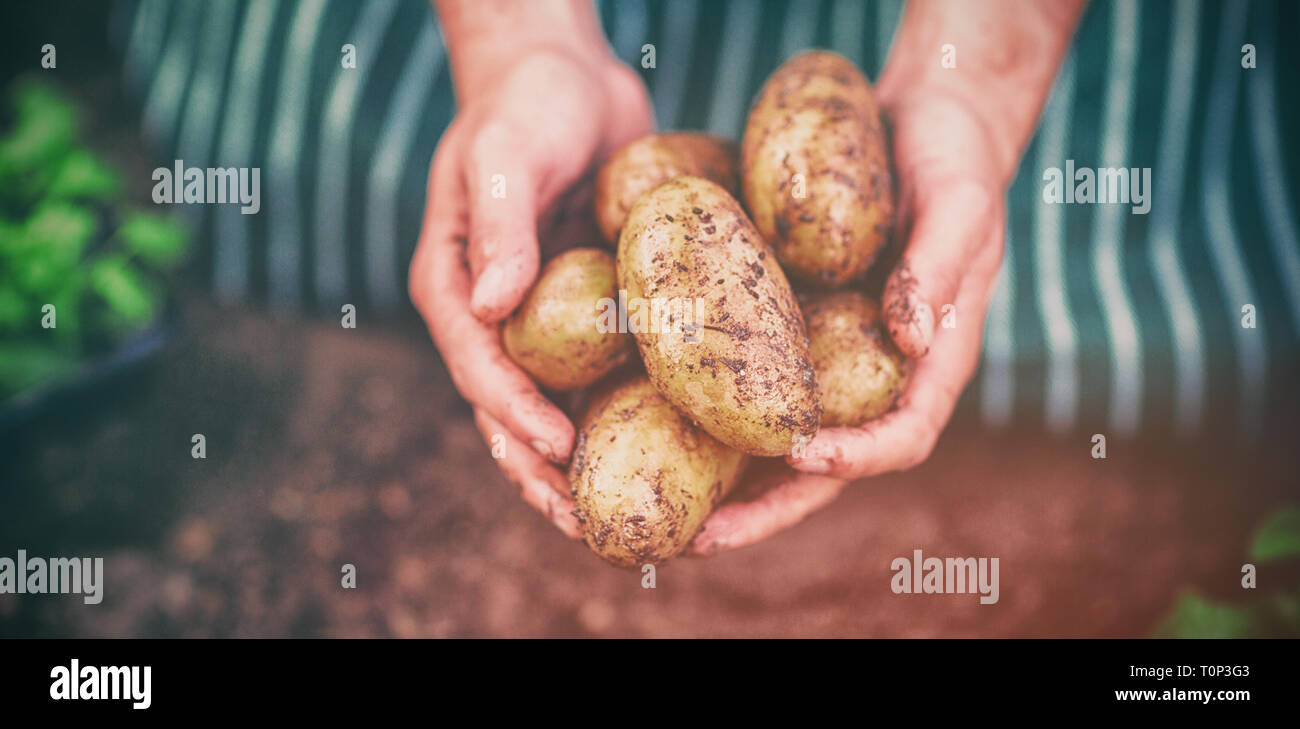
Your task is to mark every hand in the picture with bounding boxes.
[689,460,849,556]
[691,87,1007,555]
[786,86,1006,480]
[689,0,1082,555]
[408,47,653,537]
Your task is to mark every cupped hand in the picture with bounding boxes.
[786,85,1006,479]
[691,85,1008,555]
[409,48,652,536]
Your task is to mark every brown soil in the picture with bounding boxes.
[1,295,1293,637]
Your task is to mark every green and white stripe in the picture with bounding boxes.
[1201,0,1266,437]
[314,0,402,305]
[1148,0,1204,437]
[365,22,445,310]
[1091,0,1142,436]
[116,0,1298,438]
[213,0,281,301]
[1033,54,1078,433]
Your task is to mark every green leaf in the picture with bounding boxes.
[1251,505,1300,563]
[11,255,64,297]
[0,165,56,211]
[25,201,96,255]
[13,79,78,125]
[115,212,189,268]
[11,202,97,295]
[0,217,25,259]
[46,148,121,201]
[89,254,157,329]
[1266,593,1300,633]
[1152,592,1260,638]
[0,80,78,177]
[48,271,87,351]
[0,281,28,333]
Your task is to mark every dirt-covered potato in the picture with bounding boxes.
[595,132,739,247]
[617,175,821,456]
[803,290,909,426]
[570,376,748,567]
[501,248,632,391]
[741,50,894,287]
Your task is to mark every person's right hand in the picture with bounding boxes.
[408,47,653,537]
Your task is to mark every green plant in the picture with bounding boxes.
[1152,505,1300,638]
[0,78,190,402]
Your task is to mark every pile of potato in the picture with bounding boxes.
[501,51,909,566]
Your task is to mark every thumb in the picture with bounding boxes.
[464,124,543,323]
[883,179,998,358]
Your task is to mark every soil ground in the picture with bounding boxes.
[2,295,1293,637]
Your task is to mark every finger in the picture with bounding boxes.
[688,469,847,556]
[463,121,543,323]
[474,409,581,540]
[790,233,1002,479]
[596,62,656,157]
[463,94,608,324]
[410,137,575,463]
[883,179,997,358]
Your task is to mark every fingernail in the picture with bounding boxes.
[793,458,830,474]
[530,439,554,461]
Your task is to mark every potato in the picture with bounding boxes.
[617,175,821,456]
[502,248,632,390]
[741,50,894,287]
[803,290,910,426]
[595,132,739,247]
[570,376,748,566]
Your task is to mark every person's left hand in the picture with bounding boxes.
[688,460,849,556]
[690,80,1007,556]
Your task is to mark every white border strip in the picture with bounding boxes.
[1248,4,1300,334]
[704,0,763,136]
[1036,54,1079,433]
[266,0,331,306]
[1202,0,1267,437]
[1148,0,1205,437]
[213,0,282,301]
[1090,0,1143,436]
[313,0,401,304]
[365,23,444,311]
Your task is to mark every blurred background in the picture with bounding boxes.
[0,0,1296,637]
